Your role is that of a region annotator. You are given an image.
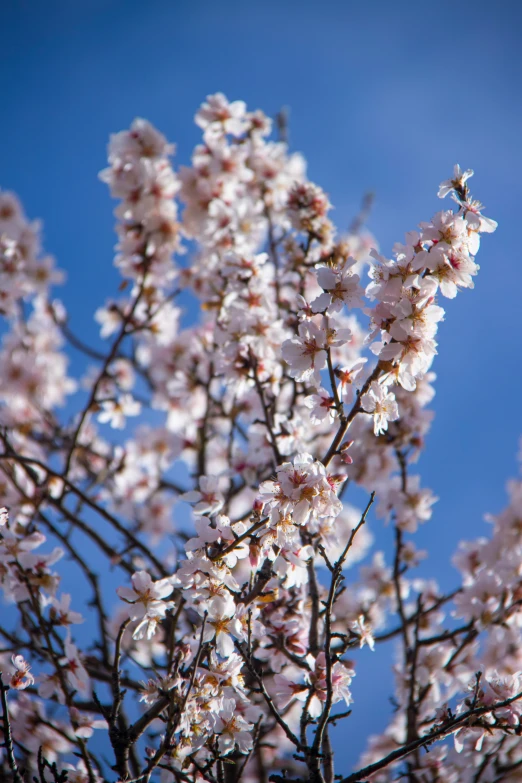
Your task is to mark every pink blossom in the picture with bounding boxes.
[361,381,399,435]
[9,655,34,690]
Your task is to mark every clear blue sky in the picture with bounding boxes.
[3,0,522,773]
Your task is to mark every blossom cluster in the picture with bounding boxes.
[0,98,516,783]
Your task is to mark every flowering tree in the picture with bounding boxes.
[0,93,518,783]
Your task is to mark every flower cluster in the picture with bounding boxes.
[0,96,517,783]
[99,118,181,286]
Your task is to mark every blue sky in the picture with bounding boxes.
[3,0,522,774]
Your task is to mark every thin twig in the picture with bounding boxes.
[0,673,23,783]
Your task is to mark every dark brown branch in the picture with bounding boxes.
[338,690,522,783]
[0,673,23,783]
[321,364,383,468]
[310,493,376,779]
